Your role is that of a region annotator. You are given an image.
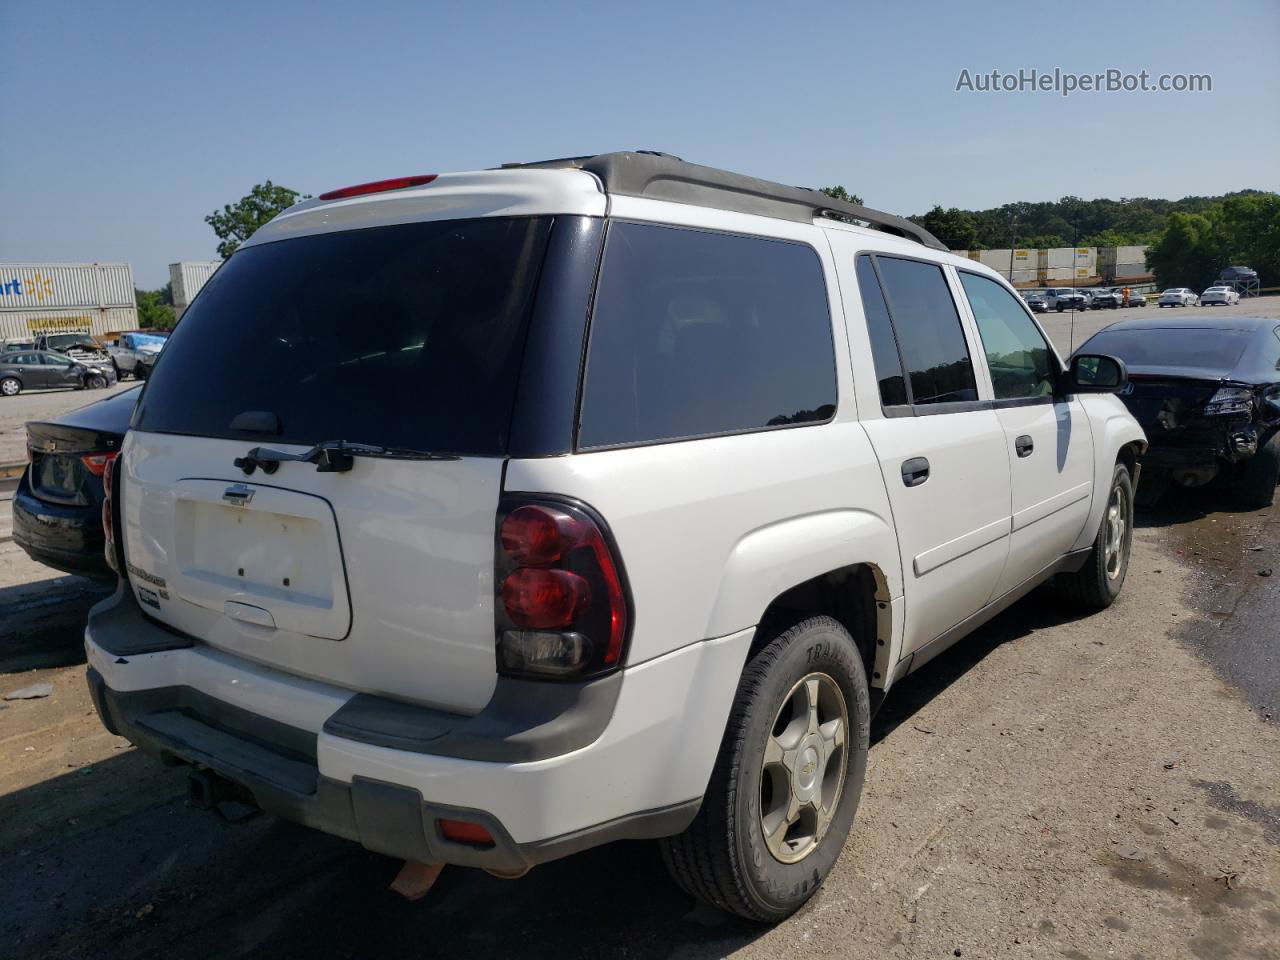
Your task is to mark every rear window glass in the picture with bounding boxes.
[134,217,553,455]
[578,222,836,448]
[854,255,909,407]
[1079,327,1252,371]
[874,257,978,406]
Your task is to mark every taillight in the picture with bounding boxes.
[495,498,630,679]
[318,174,437,201]
[81,451,119,477]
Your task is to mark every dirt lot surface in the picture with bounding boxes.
[1,490,1277,959]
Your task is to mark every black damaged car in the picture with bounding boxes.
[1074,315,1280,507]
[12,387,139,578]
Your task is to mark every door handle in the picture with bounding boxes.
[1015,435,1034,458]
[901,457,930,487]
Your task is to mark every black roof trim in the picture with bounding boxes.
[499,151,947,251]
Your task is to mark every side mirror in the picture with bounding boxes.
[1068,354,1129,393]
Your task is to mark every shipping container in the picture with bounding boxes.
[1040,248,1075,269]
[1113,262,1152,279]
[1008,269,1038,285]
[1041,267,1075,282]
[170,261,222,317]
[0,263,134,311]
[0,306,137,341]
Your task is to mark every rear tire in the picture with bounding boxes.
[660,616,870,922]
[1057,462,1133,610]
[0,376,20,397]
[1237,430,1280,509]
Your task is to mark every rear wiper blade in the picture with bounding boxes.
[234,439,459,475]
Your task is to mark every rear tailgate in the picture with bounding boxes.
[27,418,123,506]
[122,432,503,712]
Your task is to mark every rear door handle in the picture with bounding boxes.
[1015,435,1034,458]
[901,457,930,487]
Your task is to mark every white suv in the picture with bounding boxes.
[86,153,1146,921]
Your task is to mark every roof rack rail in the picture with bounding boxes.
[498,151,947,251]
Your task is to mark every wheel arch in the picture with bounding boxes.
[1070,400,1147,553]
[703,507,902,696]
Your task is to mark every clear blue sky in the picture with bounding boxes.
[3,0,1277,287]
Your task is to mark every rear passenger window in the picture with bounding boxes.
[855,256,909,407]
[578,222,836,448]
[874,257,978,406]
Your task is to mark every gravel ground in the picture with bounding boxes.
[0,493,1276,959]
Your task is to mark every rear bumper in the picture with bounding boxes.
[85,586,752,867]
[11,470,112,579]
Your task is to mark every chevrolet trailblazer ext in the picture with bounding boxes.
[86,153,1145,921]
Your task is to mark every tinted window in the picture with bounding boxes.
[874,257,978,405]
[579,222,835,448]
[959,272,1057,400]
[135,217,553,455]
[1079,327,1252,372]
[855,255,908,407]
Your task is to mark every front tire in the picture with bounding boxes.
[660,616,870,922]
[0,376,20,397]
[1057,462,1134,609]
[1237,430,1280,509]
[86,373,107,389]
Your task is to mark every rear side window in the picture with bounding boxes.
[578,222,836,448]
[134,217,553,455]
[873,257,978,406]
[854,256,909,407]
[958,272,1057,400]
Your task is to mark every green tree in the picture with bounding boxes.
[1146,212,1223,289]
[819,185,863,206]
[206,181,309,258]
[914,206,979,249]
[135,287,176,330]
[1214,193,1280,286]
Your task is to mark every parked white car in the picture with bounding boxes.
[1158,287,1199,307]
[1200,285,1240,306]
[86,153,1146,921]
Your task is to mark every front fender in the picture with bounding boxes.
[1072,394,1147,552]
[704,507,901,640]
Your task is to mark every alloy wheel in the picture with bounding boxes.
[759,672,849,863]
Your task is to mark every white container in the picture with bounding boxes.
[170,261,222,316]
[1042,267,1075,282]
[1041,248,1076,269]
[0,306,137,341]
[0,263,134,311]
[1008,269,1037,285]
[1114,262,1150,278]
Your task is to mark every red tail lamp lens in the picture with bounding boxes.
[502,568,589,629]
[500,506,563,565]
[438,819,495,848]
[82,451,118,478]
[318,175,438,201]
